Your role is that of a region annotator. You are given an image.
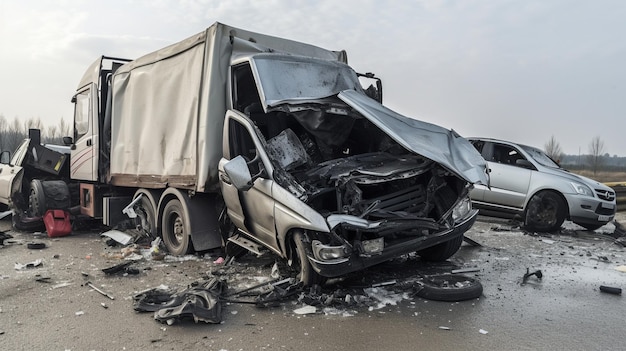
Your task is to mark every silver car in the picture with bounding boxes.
[468,138,616,232]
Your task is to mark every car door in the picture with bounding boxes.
[218,111,280,253]
[482,141,532,209]
[0,139,30,205]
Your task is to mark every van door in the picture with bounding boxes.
[0,139,30,205]
[218,111,280,253]
[70,84,99,181]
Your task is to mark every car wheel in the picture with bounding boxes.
[416,274,483,302]
[524,191,566,232]
[161,199,193,255]
[418,234,464,261]
[290,231,324,287]
[574,222,602,231]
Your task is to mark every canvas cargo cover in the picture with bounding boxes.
[109,22,346,191]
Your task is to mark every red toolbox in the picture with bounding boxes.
[43,210,72,237]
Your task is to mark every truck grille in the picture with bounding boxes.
[595,189,615,202]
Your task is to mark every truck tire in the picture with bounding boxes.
[28,179,70,217]
[161,199,193,255]
[290,232,323,287]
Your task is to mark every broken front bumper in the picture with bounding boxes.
[307,209,479,278]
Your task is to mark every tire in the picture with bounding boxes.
[418,186,463,261]
[135,194,157,239]
[524,191,566,232]
[161,199,193,255]
[418,234,464,261]
[574,222,602,231]
[416,274,483,302]
[28,179,70,217]
[290,232,323,287]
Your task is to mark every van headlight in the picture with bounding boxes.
[571,182,594,197]
[452,197,472,223]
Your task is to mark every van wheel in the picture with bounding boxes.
[418,235,464,261]
[290,232,323,287]
[525,191,566,232]
[161,199,193,255]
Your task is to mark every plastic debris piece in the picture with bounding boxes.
[599,285,622,295]
[479,329,488,334]
[439,326,451,330]
[15,259,43,270]
[541,239,555,244]
[615,265,626,273]
[451,267,480,274]
[213,257,225,264]
[521,268,543,285]
[101,303,109,309]
[75,311,85,316]
[101,230,133,246]
[86,281,115,300]
[293,305,317,315]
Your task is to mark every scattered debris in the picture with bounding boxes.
[102,261,139,275]
[293,305,317,315]
[439,326,451,330]
[85,281,115,300]
[599,285,622,295]
[75,311,85,316]
[101,303,109,309]
[521,268,543,285]
[463,236,482,247]
[101,230,133,246]
[27,242,46,250]
[479,329,489,334]
[134,278,225,325]
[451,267,481,274]
[15,259,43,270]
[615,265,626,273]
[0,231,13,245]
[34,275,52,283]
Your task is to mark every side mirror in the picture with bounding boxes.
[63,136,73,146]
[515,159,534,170]
[223,155,254,191]
[0,151,10,164]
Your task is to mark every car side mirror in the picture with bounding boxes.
[515,159,534,170]
[0,151,10,164]
[63,136,73,146]
[223,155,254,191]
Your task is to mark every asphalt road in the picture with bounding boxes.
[1,213,625,351]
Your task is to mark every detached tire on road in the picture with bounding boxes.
[416,274,483,302]
[161,199,193,255]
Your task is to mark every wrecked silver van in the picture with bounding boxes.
[220,53,488,285]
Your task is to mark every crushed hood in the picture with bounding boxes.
[337,90,488,185]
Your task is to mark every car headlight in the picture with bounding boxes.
[452,197,472,223]
[570,182,594,197]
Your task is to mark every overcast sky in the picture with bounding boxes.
[1,0,625,156]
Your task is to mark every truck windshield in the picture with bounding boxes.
[251,55,362,106]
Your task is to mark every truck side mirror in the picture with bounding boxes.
[63,136,73,146]
[223,155,254,191]
[0,151,10,164]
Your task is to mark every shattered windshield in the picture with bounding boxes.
[252,55,362,106]
[520,145,560,168]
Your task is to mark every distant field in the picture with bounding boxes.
[571,170,626,183]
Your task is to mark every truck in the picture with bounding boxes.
[0,22,488,285]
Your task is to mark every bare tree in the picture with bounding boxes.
[0,114,7,151]
[58,118,71,139]
[587,136,606,175]
[544,135,563,163]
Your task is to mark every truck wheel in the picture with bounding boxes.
[161,199,193,255]
[525,191,566,232]
[28,180,46,217]
[135,194,157,239]
[28,180,71,217]
[290,232,323,287]
[417,234,464,261]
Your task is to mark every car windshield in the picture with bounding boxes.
[520,145,560,168]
